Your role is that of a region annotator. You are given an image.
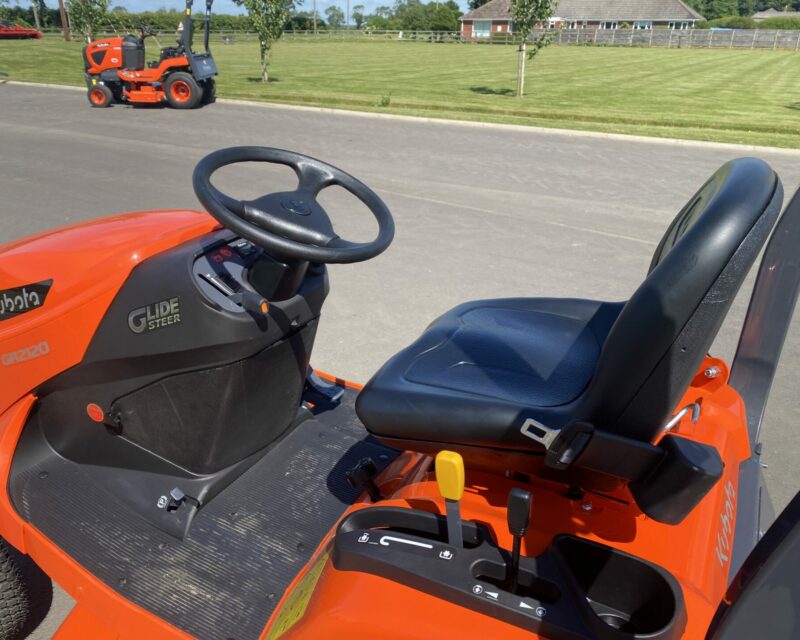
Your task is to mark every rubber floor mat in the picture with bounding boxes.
[10,389,397,640]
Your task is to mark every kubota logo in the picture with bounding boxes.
[714,480,736,567]
[0,280,52,322]
[1,341,50,367]
[128,297,181,334]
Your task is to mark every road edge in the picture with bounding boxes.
[4,79,800,157]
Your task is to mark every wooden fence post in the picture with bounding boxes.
[730,29,734,48]
[689,29,693,48]
[773,30,779,49]
[795,30,800,51]
[752,30,757,48]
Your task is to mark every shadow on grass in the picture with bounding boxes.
[247,76,280,83]
[470,86,515,96]
[785,102,800,111]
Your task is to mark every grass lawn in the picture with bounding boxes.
[2,35,800,147]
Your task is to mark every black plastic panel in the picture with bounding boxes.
[333,507,686,640]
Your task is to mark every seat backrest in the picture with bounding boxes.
[577,158,783,442]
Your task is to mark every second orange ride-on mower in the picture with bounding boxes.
[0,147,799,640]
[82,0,216,109]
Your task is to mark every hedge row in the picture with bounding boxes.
[696,16,800,29]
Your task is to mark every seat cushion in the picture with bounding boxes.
[356,298,623,452]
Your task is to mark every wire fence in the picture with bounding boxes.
[40,27,800,51]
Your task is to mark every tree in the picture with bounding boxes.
[511,0,555,97]
[237,0,293,83]
[65,0,110,41]
[324,4,344,27]
[468,0,489,9]
[703,0,739,18]
[352,3,364,27]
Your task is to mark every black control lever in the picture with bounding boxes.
[507,487,532,593]
[230,290,269,317]
[346,457,383,502]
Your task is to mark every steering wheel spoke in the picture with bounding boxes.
[192,146,394,264]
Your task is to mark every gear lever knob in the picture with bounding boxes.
[436,451,465,548]
[507,487,532,537]
[507,488,532,592]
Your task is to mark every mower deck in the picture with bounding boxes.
[9,387,396,640]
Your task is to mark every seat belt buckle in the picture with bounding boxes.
[520,418,561,449]
[520,418,594,469]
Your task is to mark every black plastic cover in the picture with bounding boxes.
[121,34,144,70]
[629,434,724,525]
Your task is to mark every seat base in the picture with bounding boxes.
[356,297,623,454]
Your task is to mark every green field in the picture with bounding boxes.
[2,35,800,147]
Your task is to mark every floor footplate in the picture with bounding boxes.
[10,390,396,640]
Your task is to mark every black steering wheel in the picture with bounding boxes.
[192,147,395,264]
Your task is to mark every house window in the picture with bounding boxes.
[599,21,618,29]
[473,20,491,38]
[633,21,652,29]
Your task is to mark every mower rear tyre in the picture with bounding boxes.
[0,539,53,640]
[87,85,113,108]
[165,72,201,109]
[201,78,216,105]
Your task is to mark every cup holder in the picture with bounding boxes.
[555,535,684,637]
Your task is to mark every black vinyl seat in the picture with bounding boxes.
[356,158,783,459]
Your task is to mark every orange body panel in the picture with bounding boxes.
[0,210,217,416]
[268,357,751,640]
[118,56,191,85]
[125,86,166,103]
[83,37,125,75]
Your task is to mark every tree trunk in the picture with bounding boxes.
[516,40,526,98]
[260,44,269,83]
[57,0,70,41]
[30,0,41,31]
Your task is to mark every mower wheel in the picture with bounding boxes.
[201,78,216,105]
[0,539,53,640]
[165,72,201,109]
[87,84,112,108]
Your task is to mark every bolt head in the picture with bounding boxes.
[580,501,593,512]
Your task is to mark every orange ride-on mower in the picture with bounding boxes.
[83,0,216,109]
[0,147,799,640]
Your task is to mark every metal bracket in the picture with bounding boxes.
[662,402,701,434]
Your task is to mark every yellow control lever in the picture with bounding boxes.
[435,450,465,548]
[435,450,465,500]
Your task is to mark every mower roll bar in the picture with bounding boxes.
[180,0,213,54]
[726,186,800,578]
[729,186,800,447]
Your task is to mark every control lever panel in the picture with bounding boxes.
[332,505,686,640]
[192,236,270,316]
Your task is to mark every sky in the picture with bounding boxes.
[31,0,471,18]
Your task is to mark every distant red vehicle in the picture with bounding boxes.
[0,19,42,39]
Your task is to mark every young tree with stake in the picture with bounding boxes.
[65,0,109,41]
[237,0,292,83]
[511,0,555,97]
